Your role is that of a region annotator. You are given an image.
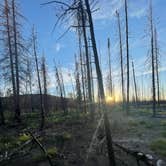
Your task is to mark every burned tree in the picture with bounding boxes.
[0,93,5,125]
[79,0,94,116]
[154,27,160,106]
[41,55,49,113]
[75,55,82,111]
[116,11,125,108]
[0,0,27,122]
[84,0,116,165]
[125,0,130,114]
[149,0,156,116]
[131,59,138,105]
[55,66,68,114]
[32,27,45,130]
[26,57,34,112]
[107,38,113,97]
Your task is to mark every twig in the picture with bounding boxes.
[28,131,54,166]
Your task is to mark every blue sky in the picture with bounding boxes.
[19,0,166,71]
[2,0,166,98]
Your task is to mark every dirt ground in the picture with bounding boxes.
[0,107,166,166]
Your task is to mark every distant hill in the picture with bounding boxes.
[1,94,76,111]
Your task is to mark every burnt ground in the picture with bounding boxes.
[0,107,166,166]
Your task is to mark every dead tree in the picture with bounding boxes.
[78,29,87,112]
[131,59,138,105]
[125,0,130,114]
[55,66,68,114]
[1,0,27,122]
[2,0,17,120]
[107,38,113,97]
[32,27,45,130]
[79,0,93,117]
[41,55,49,113]
[0,96,5,125]
[116,11,125,108]
[75,55,82,111]
[84,0,116,165]
[26,57,34,111]
[12,0,21,122]
[149,0,156,116]
[154,27,160,106]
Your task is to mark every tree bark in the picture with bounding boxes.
[116,11,125,108]
[80,0,93,117]
[107,38,113,97]
[32,28,45,130]
[0,97,5,125]
[4,0,17,120]
[12,0,21,122]
[84,0,116,165]
[125,0,130,114]
[132,60,138,105]
[149,0,156,117]
[154,28,160,106]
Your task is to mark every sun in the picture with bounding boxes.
[106,96,113,103]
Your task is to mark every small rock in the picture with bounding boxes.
[156,159,166,166]
[145,154,153,160]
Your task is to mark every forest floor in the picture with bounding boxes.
[0,106,166,166]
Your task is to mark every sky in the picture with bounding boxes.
[1,0,166,98]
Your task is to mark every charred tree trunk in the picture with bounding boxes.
[0,97,5,125]
[12,0,21,122]
[55,67,67,114]
[41,56,48,113]
[32,28,45,130]
[131,60,138,105]
[80,0,93,117]
[116,11,125,108]
[154,27,160,106]
[149,1,156,117]
[84,0,116,165]
[107,38,113,97]
[78,33,87,112]
[125,0,130,114]
[4,0,17,120]
[75,55,82,112]
[27,59,34,112]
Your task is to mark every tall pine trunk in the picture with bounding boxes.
[12,0,21,122]
[154,28,160,106]
[125,0,130,114]
[0,97,5,125]
[107,38,113,97]
[116,11,125,108]
[84,0,116,165]
[32,28,45,130]
[80,0,93,117]
[132,60,138,105]
[149,0,156,117]
[5,0,17,120]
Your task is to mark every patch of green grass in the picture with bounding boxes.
[47,147,58,158]
[18,133,31,142]
[160,120,166,127]
[63,132,72,140]
[0,135,19,151]
[150,138,166,156]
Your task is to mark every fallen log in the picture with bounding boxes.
[28,131,54,166]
